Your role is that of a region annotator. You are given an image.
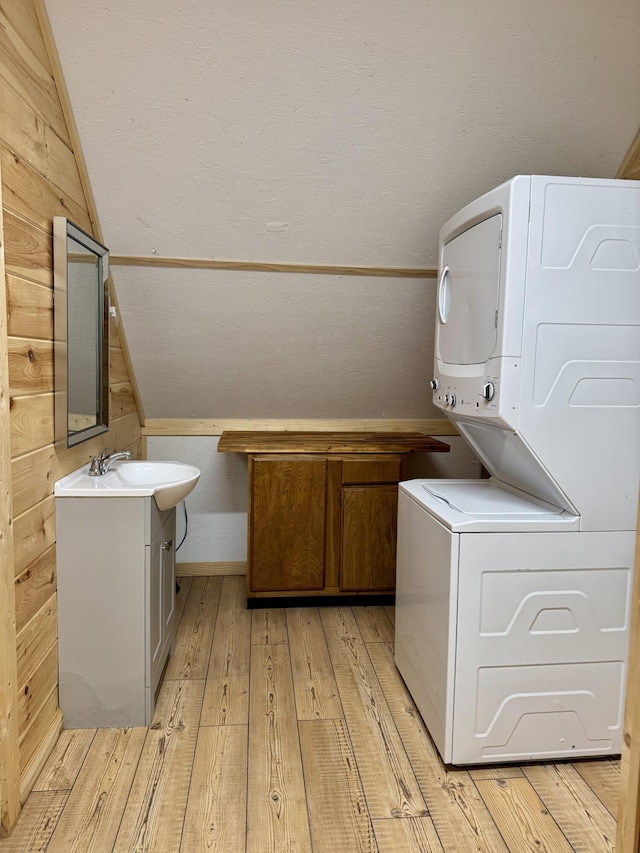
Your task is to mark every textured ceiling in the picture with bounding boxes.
[44,0,640,419]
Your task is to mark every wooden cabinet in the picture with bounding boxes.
[250,457,327,592]
[218,431,450,603]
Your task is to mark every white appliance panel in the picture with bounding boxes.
[395,490,458,761]
[399,479,578,532]
[452,530,633,763]
[438,214,502,366]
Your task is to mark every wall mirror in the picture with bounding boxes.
[54,217,110,447]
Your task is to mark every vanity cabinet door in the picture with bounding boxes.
[148,524,164,691]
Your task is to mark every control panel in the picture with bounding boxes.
[431,359,520,431]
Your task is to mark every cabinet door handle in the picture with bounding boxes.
[162,539,173,552]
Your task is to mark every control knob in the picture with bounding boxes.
[430,378,440,391]
[482,381,496,402]
[450,394,457,407]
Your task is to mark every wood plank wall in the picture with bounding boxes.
[0,0,142,828]
[616,128,640,853]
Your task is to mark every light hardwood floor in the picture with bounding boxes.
[0,575,619,852]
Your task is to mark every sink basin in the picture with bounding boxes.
[54,460,201,510]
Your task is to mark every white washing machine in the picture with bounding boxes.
[395,175,640,764]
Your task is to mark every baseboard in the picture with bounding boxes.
[19,709,63,802]
[176,561,247,577]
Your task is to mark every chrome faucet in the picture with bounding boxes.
[88,448,133,476]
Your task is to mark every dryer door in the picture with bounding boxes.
[437,213,502,366]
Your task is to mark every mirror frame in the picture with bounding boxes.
[53,217,110,447]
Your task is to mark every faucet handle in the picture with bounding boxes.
[88,454,106,476]
[99,447,110,460]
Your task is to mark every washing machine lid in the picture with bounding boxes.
[399,478,580,532]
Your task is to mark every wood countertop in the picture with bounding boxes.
[217,430,450,454]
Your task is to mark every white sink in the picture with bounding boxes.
[55,460,201,510]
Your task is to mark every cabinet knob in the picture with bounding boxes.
[162,539,173,552]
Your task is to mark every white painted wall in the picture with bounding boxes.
[147,435,481,563]
[45,0,640,422]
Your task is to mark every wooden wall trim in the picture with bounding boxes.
[142,417,459,437]
[617,493,640,852]
[110,254,438,279]
[0,163,21,835]
[617,126,640,180]
[177,562,247,577]
[32,0,146,425]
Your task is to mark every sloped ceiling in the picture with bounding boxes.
[44,0,640,420]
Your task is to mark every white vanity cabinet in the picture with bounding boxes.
[56,495,176,727]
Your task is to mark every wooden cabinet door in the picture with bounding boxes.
[340,485,398,591]
[250,458,327,592]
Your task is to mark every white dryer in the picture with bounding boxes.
[395,175,640,764]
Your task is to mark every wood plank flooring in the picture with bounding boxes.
[0,575,620,852]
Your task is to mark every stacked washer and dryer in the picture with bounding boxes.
[395,175,640,765]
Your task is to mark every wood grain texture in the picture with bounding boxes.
[176,561,247,577]
[13,543,55,635]
[9,392,53,457]
[17,691,57,779]
[17,643,57,740]
[251,608,289,645]
[8,338,53,396]
[299,719,376,852]
[5,275,52,342]
[45,727,146,853]
[0,156,20,835]
[353,607,395,644]
[287,608,343,721]
[3,589,629,851]
[31,729,95,793]
[247,643,312,853]
[15,596,57,687]
[164,576,222,680]
[109,382,137,419]
[469,766,526,781]
[617,493,640,853]
[373,816,445,852]
[1,0,49,68]
[201,576,251,726]
[174,575,193,629]
[574,760,619,818]
[0,7,69,146]
[321,607,427,819]
[617,127,640,179]
[143,417,459,437]
[0,145,91,234]
[13,498,55,577]
[181,725,247,853]
[3,211,52,287]
[0,791,67,853]
[111,252,437,279]
[523,763,615,852]
[476,777,575,852]
[112,679,204,852]
[0,76,84,209]
[250,458,327,592]
[109,346,129,385]
[341,486,397,591]
[220,430,450,454]
[367,641,509,852]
